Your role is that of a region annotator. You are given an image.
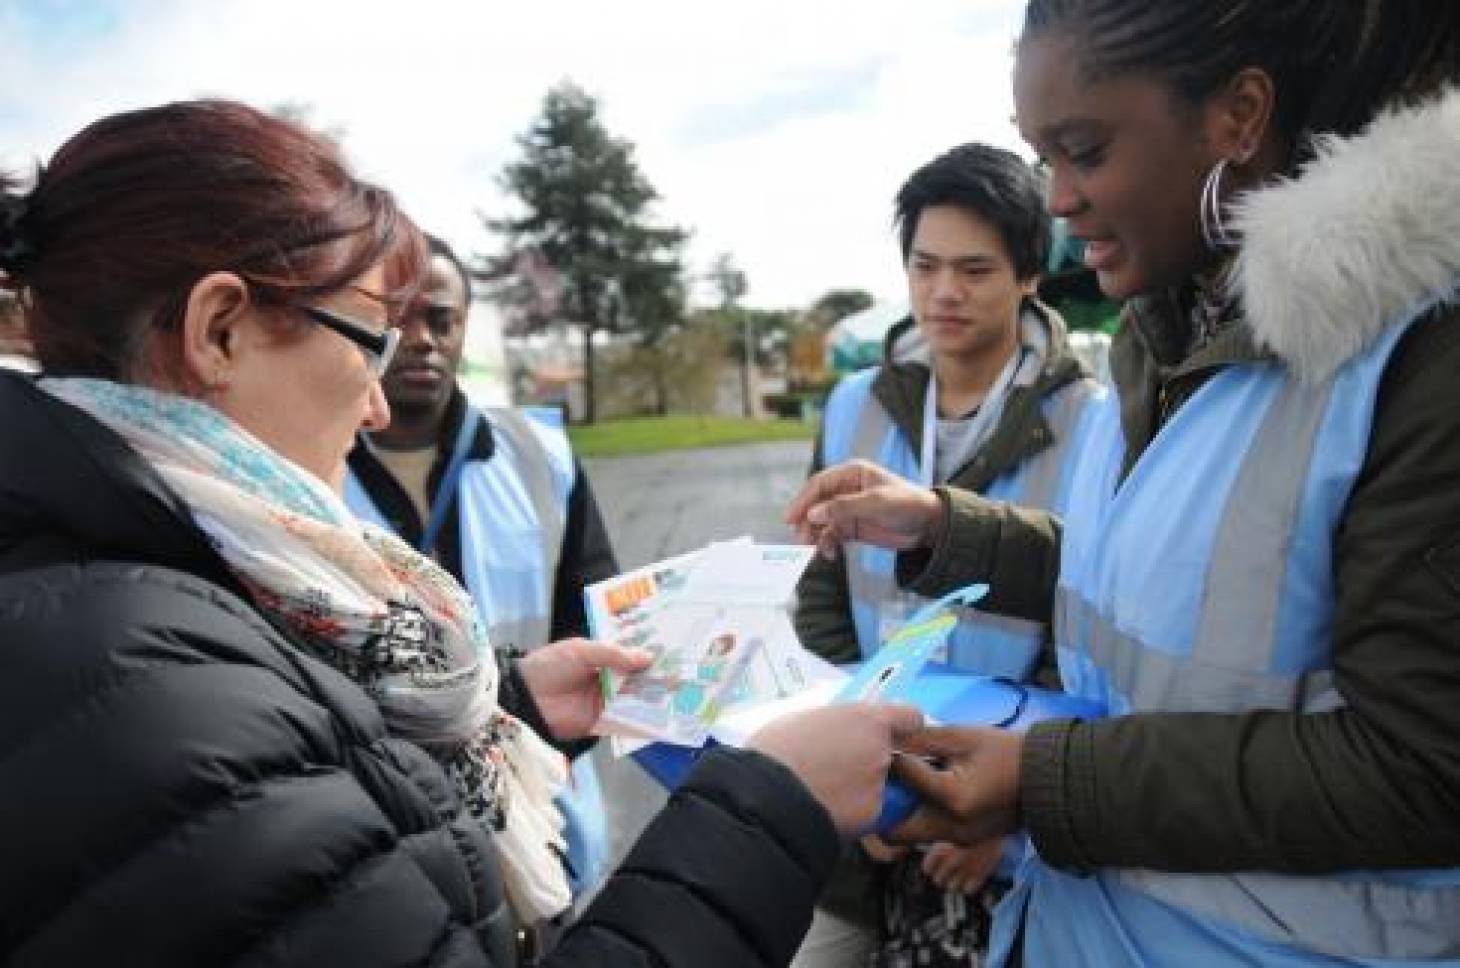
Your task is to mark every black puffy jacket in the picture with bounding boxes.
[0,372,840,967]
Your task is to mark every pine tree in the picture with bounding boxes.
[487,81,685,423]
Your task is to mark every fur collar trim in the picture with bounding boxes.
[1233,87,1460,383]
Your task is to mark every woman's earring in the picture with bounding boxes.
[1200,157,1241,253]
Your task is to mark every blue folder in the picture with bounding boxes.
[631,664,1107,832]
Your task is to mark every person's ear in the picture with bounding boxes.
[1209,67,1279,173]
[1020,273,1041,299]
[178,272,252,393]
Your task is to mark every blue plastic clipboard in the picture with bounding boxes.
[631,664,1107,830]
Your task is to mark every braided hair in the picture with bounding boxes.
[1021,0,1460,152]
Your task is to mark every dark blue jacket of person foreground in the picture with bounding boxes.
[0,371,839,967]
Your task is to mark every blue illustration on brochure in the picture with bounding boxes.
[834,583,989,704]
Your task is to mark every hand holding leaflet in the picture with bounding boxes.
[597,622,764,747]
[588,540,825,750]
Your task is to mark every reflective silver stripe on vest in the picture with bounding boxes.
[1113,868,1460,960]
[842,392,897,628]
[1018,379,1098,512]
[482,407,568,652]
[1193,377,1335,677]
[847,386,895,470]
[1058,374,1345,714]
[1056,591,1339,712]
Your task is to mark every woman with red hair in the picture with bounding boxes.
[0,99,917,967]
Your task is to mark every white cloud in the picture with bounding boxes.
[0,0,1030,306]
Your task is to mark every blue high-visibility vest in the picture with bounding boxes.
[991,297,1460,966]
[820,366,1100,677]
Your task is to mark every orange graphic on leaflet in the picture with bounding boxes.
[605,575,655,615]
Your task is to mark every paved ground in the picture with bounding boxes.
[583,439,811,569]
[581,439,811,874]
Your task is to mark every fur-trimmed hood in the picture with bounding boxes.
[1234,86,1460,383]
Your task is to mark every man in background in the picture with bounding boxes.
[344,235,619,904]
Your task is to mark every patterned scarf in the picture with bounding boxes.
[43,377,571,921]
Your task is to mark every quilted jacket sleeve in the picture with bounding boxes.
[552,747,841,968]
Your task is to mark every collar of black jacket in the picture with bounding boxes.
[0,371,244,594]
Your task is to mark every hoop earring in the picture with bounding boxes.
[1200,158,1241,253]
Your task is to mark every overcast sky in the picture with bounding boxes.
[1,0,1029,309]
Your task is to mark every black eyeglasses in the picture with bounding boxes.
[302,306,400,378]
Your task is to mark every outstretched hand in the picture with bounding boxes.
[784,459,944,560]
[517,637,652,742]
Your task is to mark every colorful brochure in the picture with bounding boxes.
[587,538,836,751]
[587,542,989,753]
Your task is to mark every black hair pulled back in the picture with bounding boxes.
[1021,0,1459,150]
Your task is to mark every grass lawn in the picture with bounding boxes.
[567,414,816,457]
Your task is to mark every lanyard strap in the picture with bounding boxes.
[419,405,483,555]
[919,346,1024,487]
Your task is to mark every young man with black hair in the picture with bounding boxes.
[792,144,1101,967]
